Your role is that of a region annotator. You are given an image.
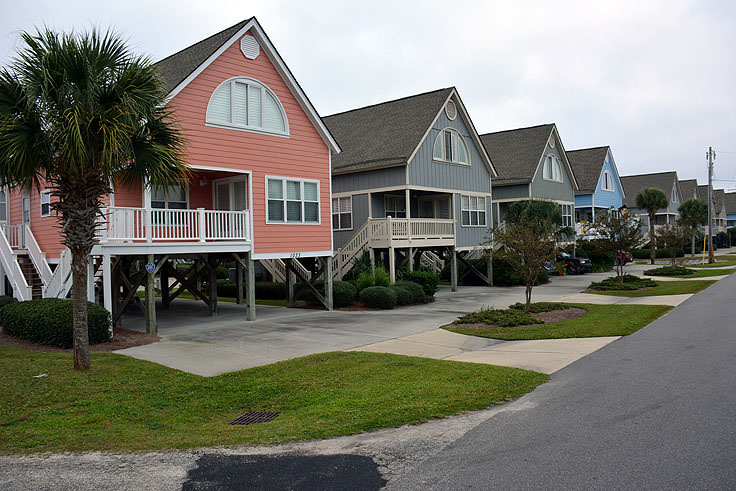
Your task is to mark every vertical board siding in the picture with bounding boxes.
[454,193,492,248]
[168,29,331,255]
[332,167,407,194]
[408,101,492,193]
[531,145,575,202]
[492,184,530,200]
[589,150,623,210]
[333,193,369,250]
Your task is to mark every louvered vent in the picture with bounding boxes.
[240,35,260,60]
[548,136,555,148]
[445,100,457,120]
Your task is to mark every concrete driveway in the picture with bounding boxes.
[115,270,610,376]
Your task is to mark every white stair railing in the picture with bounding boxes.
[419,251,445,273]
[1,224,24,249]
[44,247,73,298]
[332,220,372,280]
[0,227,32,301]
[24,225,53,285]
[260,258,312,283]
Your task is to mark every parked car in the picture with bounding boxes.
[615,251,633,265]
[557,252,581,275]
[544,259,558,275]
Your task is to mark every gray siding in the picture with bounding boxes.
[408,103,492,193]
[332,166,407,194]
[333,193,369,250]
[453,193,492,248]
[492,183,529,201]
[531,145,575,202]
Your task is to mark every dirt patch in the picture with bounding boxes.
[0,327,159,353]
[446,307,587,330]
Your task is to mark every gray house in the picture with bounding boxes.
[621,172,682,233]
[698,186,728,233]
[479,124,578,228]
[323,88,497,286]
[679,179,699,202]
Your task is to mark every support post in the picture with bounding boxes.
[87,257,96,302]
[235,258,243,304]
[246,253,256,321]
[145,254,157,336]
[450,247,458,292]
[388,247,396,283]
[286,259,295,308]
[408,247,414,272]
[487,249,493,286]
[208,254,218,316]
[369,248,375,273]
[324,256,333,311]
[160,259,170,308]
[102,255,112,338]
[111,258,121,328]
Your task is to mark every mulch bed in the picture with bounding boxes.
[0,327,160,353]
[447,307,587,330]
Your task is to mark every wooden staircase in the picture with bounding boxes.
[17,254,43,299]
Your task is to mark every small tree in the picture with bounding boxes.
[635,188,669,265]
[657,223,689,267]
[588,209,644,283]
[678,198,708,257]
[493,217,558,313]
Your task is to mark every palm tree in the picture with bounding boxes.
[635,188,669,265]
[0,29,188,369]
[678,199,708,257]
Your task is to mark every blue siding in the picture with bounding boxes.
[332,166,406,194]
[575,194,593,208]
[592,150,624,209]
[454,193,492,248]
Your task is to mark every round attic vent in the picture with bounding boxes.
[445,100,457,120]
[240,35,260,60]
[548,136,555,148]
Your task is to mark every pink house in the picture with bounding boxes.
[0,18,340,329]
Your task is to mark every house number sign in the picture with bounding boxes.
[145,263,155,274]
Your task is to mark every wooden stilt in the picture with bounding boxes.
[408,247,414,272]
[286,259,295,308]
[450,247,458,292]
[235,257,243,304]
[207,254,218,316]
[388,247,396,283]
[246,253,256,321]
[160,260,170,308]
[102,254,112,339]
[145,254,157,336]
[324,256,333,311]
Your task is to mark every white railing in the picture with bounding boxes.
[420,250,445,273]
[0,226,31,301]
[371,217,455,242]
[333,220,372,280]
[1,224,24,249]
[24,225,53,285]
[261,258,312,283]
[44,247,73,298]
[101,207,251,243]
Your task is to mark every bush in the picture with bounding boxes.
[256,282,287,299]
[644,266,695,276]
[343,251,372,281]
[296,280,325,305]
[0,295,17,311]
[399,269,439,296]
[389,285,412,306]
[356,266,390,291]
[394,281,425,304]
[0,298,110,348]
[575,241,615,272]
[333,281,357,308]
[589,275,657,291]
[359,286,397,309]
[509,302,569,313]
[455,307,542,327]
[633,248,684,260]
[490,258,549,287]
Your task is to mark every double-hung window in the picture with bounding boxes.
[267,177,319,224]
[0,189,7,222]
[461,195,486,226]
[561,204,573,227]
[384,196,407,218]
[151,185,187,209]
[40,190,51,217]
[332,197,352,230]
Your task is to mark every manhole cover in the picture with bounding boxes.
[229,411,280,425]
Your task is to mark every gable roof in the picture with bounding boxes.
[566,146,610,194]
[678,179,699,201]
[713,189,726,212]
[621,171,679,208]
[153,18,339,153]
[725,192,736,214]
[323,88,496,176]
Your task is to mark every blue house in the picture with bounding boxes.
[566,146,624,226]
[726,192,736,228]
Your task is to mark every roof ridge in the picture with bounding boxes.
[567,145,609,153]
[155,18,252,65]
[324,87,453,119]
[621,171,677,179]
[479,123,554,137]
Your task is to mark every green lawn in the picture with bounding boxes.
[689,256,736,268]
[445,303,671,340]
[589,279,715,297]
[645,268,734,279]
[0,348,547,453]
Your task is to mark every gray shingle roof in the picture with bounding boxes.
[678,179,699,201]
[566,146,609,194]
[713,189,726,212]
[323,88,453,174]
[697,185,709,202]
[479,124,555,185]
[154,19,252,94]
[726,192,736,213]
[620,172,678,208]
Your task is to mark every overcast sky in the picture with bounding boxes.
[2,0,735,188]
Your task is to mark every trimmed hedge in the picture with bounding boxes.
[359,286,397,309]
[510,302,569,313]
[399,269,439,296]
[333,281,357,308]
[256,282,287,299]
[389,285,412,306]
[633,248,685,260]
[394,281,425,304]
[0,298,110,348]
[644,266,694,276]
[0,295,17,310]
[589,274,657,291]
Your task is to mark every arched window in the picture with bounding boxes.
[433,128,470,165]
[601,170,614,191]
[543,155,562,182]
[206,77,288,135]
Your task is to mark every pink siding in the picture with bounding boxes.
[168,29,332,255]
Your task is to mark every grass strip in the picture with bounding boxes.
[0,348,547,453]
[588,279,715,297]
[445,303,671,340]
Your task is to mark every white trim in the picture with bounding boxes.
[600,170,615,192]
[39,190,51,217]
[212,174,250,211]
[265,175,321,225]
[329,151,334,253]
[460,194,487,227]
[164,19,340,153]
[331,195,353,231]
[432,127,471,166]
[330,185,491,198]
[542,155,563,183]
[252,250,332,260]
[188,164,250,174]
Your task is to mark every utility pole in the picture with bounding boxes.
[707,148,714,263]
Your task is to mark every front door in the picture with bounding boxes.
[214,176,248,211]
[418,195,451,219]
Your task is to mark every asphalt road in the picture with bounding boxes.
[387,273,736,490]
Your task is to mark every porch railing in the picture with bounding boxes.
[1,223,24,249]
[100,207,251,243]
[370,217,455,243]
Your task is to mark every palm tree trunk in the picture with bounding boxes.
[691,228,696,258]
[71,249,90,370]
[649,213,656,265]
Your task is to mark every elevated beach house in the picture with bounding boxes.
[620,172,682,234]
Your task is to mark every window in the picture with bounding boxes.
[206,77,287,134]
[671,187,678,203]
[543,155,563,182]
[151,185,187,209]
[384,196,406,218]
[267,177,319,224]
[332,197,352,230]
[40,190,51,217]
[561,204,573,227]
[461,195,486,227]
[601,171,614,191]
[433,128,470,165]
[0,189,6,222]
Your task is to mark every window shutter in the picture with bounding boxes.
[438,197,450,219]
[232,82,248,125]
[207,84,231,123]
[248,85,262,127]
[457,137,469,164]
[264,92,285,132]
[433,133,443,159]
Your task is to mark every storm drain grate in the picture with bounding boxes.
[229,411,280,425]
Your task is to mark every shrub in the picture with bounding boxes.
[356,266,390,291]
[588,275,657,291]
[633,248,684,260]
[296,280,325,305]
[333,281,357,308]
[509,302,569,313]
[394,280,425,304]
[644,266,695,277]
[0,295,17,311]
[359,286,397,309]
[0,298,110,348]
[256,282,287,299]
[389,285,412,306]
[399,269,439,296]
[343,251,372,281]
[455,307,542,327]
